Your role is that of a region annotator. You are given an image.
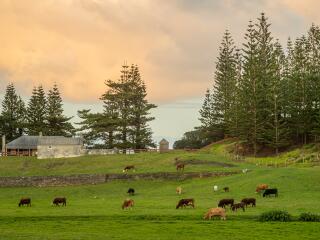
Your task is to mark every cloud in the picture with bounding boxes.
[0,0,316,104]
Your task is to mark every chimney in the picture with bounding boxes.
[2,135,5,154]
[39,132,43,137]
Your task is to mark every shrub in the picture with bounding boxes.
[259,210,291,222]
[299,213,320,222]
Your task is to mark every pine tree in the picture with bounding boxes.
[0,83,26,141]
[46,84,74,136]
[27,86,47,135]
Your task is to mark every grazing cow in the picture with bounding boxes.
[218,199,234,208]
[241,198,256,207]
[122,199,134,209]
[176,186,182,195]
[203,207,226,220]
[223,187,229,192]
[123,165,135,173]
[213,185,218,192]
[176,198,195,209]
[256,184,269,193]
[263,188,278,197]
[18,198,31,207]
[127,188,135,195]
[53,197,67,206]
[242,169,248,174]
[231,202,245,212]
[176,163,185,171]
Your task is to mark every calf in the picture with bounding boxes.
[53,197,67,206]
[176,163,185,171]
[263,188,278,197]
[176,198,195,209]
[127,188,135,195]
[231,202,245,212]
[122,199,134,209]
[241,198,256,207]
[123,165,135,173]
[218,199,234,208]
[18,198,31,207]
[203,207,226,220]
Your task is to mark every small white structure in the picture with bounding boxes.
[159,138,169,153]
[213,185,218,192]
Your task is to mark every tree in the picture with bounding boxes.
[46,84,74,136]
[0,83,26,142]
[26,86,47,135]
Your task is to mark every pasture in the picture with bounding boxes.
[0,142,319,239]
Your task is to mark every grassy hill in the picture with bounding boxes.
[0,141,319,239]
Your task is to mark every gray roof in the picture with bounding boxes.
[159,138,169,144]
[6,136,83,149]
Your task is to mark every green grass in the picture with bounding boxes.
[0,142,319,239]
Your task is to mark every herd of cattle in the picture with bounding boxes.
[17,162,279,221]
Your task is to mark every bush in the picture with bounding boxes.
[299,213,320,222]
[259,210,291,222]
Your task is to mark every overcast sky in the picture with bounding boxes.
[0,0,319,145]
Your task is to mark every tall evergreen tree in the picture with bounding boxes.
[46,84,74,136]
[0,83,26,141]
[27,86,47,135]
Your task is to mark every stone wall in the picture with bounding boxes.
[0,171,240,187]
[37,145,84,159]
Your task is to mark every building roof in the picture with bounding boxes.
[6,136,83,149]
[159,138,169,144]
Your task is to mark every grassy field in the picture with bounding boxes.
[0,142,319,239]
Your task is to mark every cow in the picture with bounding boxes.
[223,187,229,192]
[203,207,226,220]
[122,199,134,209]
[52,197,67,206]
[241,198,256,207]
[18,198,31,207]
[127,188,135,195]
[123,165,135,173]
[176,186,182,195]
[176,198,195,209]
[256,184,269,194]
[218,199,234,208]
[231,202,245,212]
[263,188,278,197]
[176,163,185,171]
[213,185,218,192]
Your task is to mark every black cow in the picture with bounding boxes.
[176,199,195,209]
[18,198,31,207]
[53,197,67,206]
[127,188,135,195]
[263,188,278,197]
[218,199,234,208]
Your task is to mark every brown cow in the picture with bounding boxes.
[176,198,194,209]
[256,184,268,193]
[203,207,226,220]
[176,163,185,171]
[231,202,245,212]
[241,198,256,207]
[123,165,135,173]
[18,198,31,207]
[122,199,134,209]
[53,197,67,206]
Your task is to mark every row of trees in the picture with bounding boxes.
[0,84,73,142]
[77,64,157,149]
[176,13,320,155]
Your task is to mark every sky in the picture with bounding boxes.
[0,0,319,146]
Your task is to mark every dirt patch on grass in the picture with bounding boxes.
[177,159,236,167]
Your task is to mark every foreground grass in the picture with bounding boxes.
[0,167,319,239]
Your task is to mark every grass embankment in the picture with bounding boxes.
[0,141,319,239]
